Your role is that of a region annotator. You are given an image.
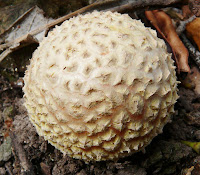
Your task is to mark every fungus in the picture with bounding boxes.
[23,11,179,161]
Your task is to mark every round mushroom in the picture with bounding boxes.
[23,11,179,161]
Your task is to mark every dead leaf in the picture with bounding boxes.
[0,6,53,45]
[0,6,54,62]
[186,18,200,51]
[145,10,190,73]
[0,1,38,35]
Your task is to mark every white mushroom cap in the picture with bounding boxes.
[23,11,179,161]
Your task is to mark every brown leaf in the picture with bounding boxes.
[145,10,190,73]
[186,18,200,51]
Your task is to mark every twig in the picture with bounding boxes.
[0,34,38,63]
[5,162,13,175]
[107,0,183,12]
[180,34,200,69]
[0,49,12,62]
[10,132,35,175]
[0,6,35,38]
[176,15,196,35]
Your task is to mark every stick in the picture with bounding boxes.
[0,6,35,38]
[5,162,13,175]
[106,0,183,12]
[176,15,196,35]
[180,34,200,69]
[0,49,12,62]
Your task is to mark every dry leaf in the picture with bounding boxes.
[0,6,54,62]
[145,10,190,73]
[0,6,53,45]
[186,18,200,51]
[0,1,38,35]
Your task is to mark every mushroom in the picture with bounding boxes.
[23,11,179,161]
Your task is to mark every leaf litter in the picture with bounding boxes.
[145,10,191,73]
